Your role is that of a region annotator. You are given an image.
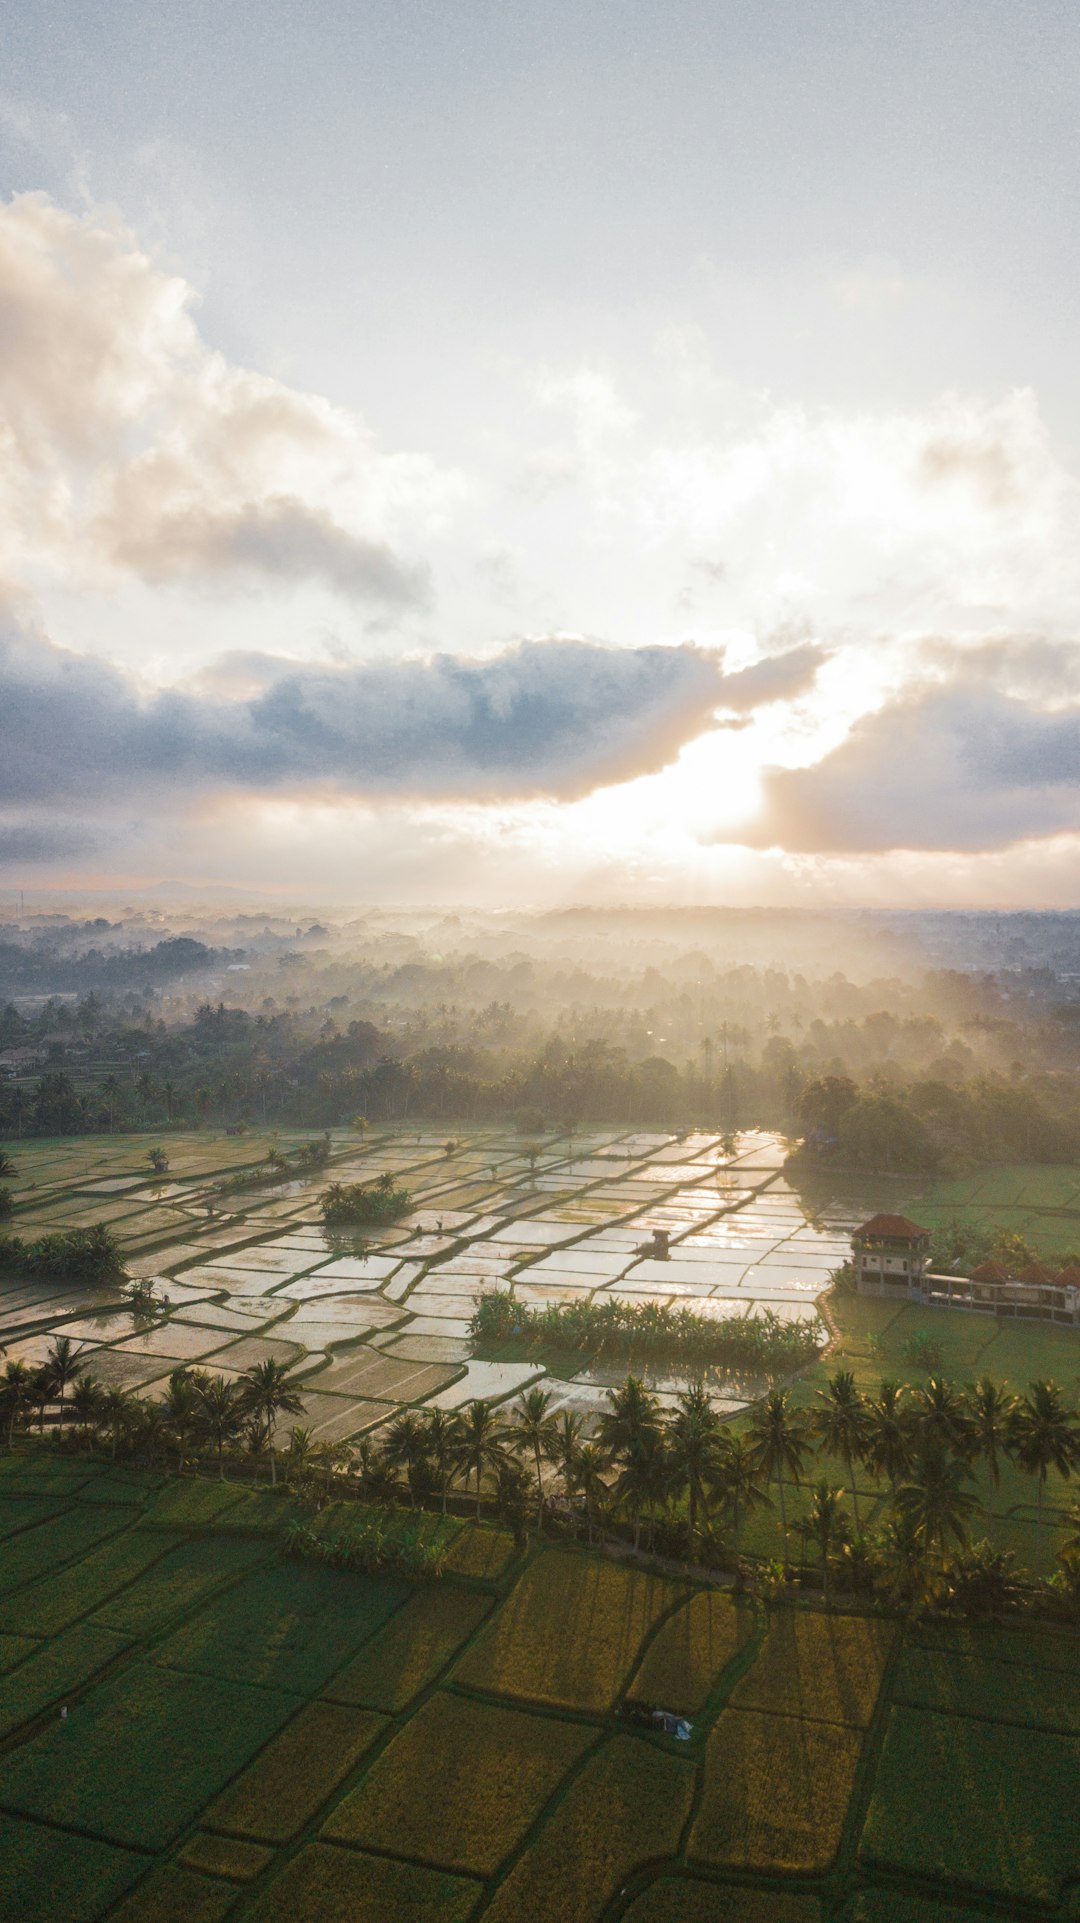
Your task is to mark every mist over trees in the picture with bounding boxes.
[2,904,1080,1172]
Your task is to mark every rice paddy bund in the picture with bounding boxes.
[0,1125,840,1434]
[0,1476,1078,1922]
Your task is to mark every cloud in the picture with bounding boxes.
[0,192,448,604]
[0,820,103,863]
[745,680,1080,853]
[0,620,824,810]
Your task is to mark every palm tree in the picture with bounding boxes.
[747,1389,811,1563]
[71,1375,104,1442]
[806,1480,846,1608]
[908,1375,973,1458]
[452,1400,508,1517]
[965,1376,1018,1492]
[863,1380,911,1495]
[133,1399,170,1470]
[421,1407,459,1515]
[612,1426,671,1552]
[349,1437,398,1504]
[102,1075,120,1132]
[510,1386,558,1522]
[286,1425,312,1488]
[1,1359,33,1446]
[543,1409,584,1530]
[196,1375,245,1479]
[573,1441,609,1545]
[101,1385,133,1462]
[711,1432,769,1560]
[241,1358,305,1488]
[1008,1380,1080,1574]
[812,1370,871,1532]
[666,1384,721,1552]
[892,1443,980,1564]
[382,1411,431,1509]
[160,1369,201,1474]
[44,1335,85,1440]
[596,1375,662,1462]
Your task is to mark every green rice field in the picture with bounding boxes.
[0,1456,1078,1921]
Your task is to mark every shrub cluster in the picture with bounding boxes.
[0,1223,126,1286]
[470,1288,822,1374]
[283,1516,446,1578]
[320,1173,412,1225]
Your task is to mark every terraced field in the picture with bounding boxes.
[0,1125,837,1436]
[1,1456,1078,1921]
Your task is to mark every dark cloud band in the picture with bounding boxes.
[0,624,823,808]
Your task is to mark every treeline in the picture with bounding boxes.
[4,995,1080,1177]
[0,935,235,997]
[11,1351,1080,1616]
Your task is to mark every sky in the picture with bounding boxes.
[2,0,1080,908]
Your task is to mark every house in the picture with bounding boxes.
[851,1217,1080,1325]
[852,1214,931,1297]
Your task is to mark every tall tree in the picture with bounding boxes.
[1008,1380,1080,1573]
[0,1359,33,1447]
[196,1375,245,1480]
[748,1388,811,1561]
[863,1380,911,1494]
[452,1400,508,1517]
[242,1358,305,1488]
[666,1384,721,1552]
[892,1443,980,1564]
[382,1411,431,1509]
[806,1480,846,1608]
[812,1370,871,1532]
[44,1335,85,1440]
[965,1376,1018,1492]
[510,1386,558,1523]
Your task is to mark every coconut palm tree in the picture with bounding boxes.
[196,1375,245,1479]
[965,1376,1018,1492]
[134,1399,170,1470]
[612,1426,671,1552]
[101,1385,133,1462]
[666,1384,722,1552]
[596,1375,662,1462]
[71,1375,104,1443]
[806,1480,846,1608]
[241,1358,305,1488]
[907,1375,973,1458]
[510,1386,558,1522]
[573,1440,609,1545]
[892,1443,980,1565]
[382,1411,432,1509]
[349,1436,398,1505]
[285,1425,313,1489]
[543,1409,584,1530]
[711,1432,769,1560]
[160,1368,201,1474]
[863,1380,911,1495]
[421,1407,459,1515]
[1008,1380,1080,1574]
[452,1400,508,1517]
[44,1335,85,1440]
[747,1388,811,1563]
[1,1359,33,1446]
[811,1370,871,1532]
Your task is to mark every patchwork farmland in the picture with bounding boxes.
[0,1125,838,1443]
[0,1466,1078,1921]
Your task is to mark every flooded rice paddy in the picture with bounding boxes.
[0,1126,858,1439]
